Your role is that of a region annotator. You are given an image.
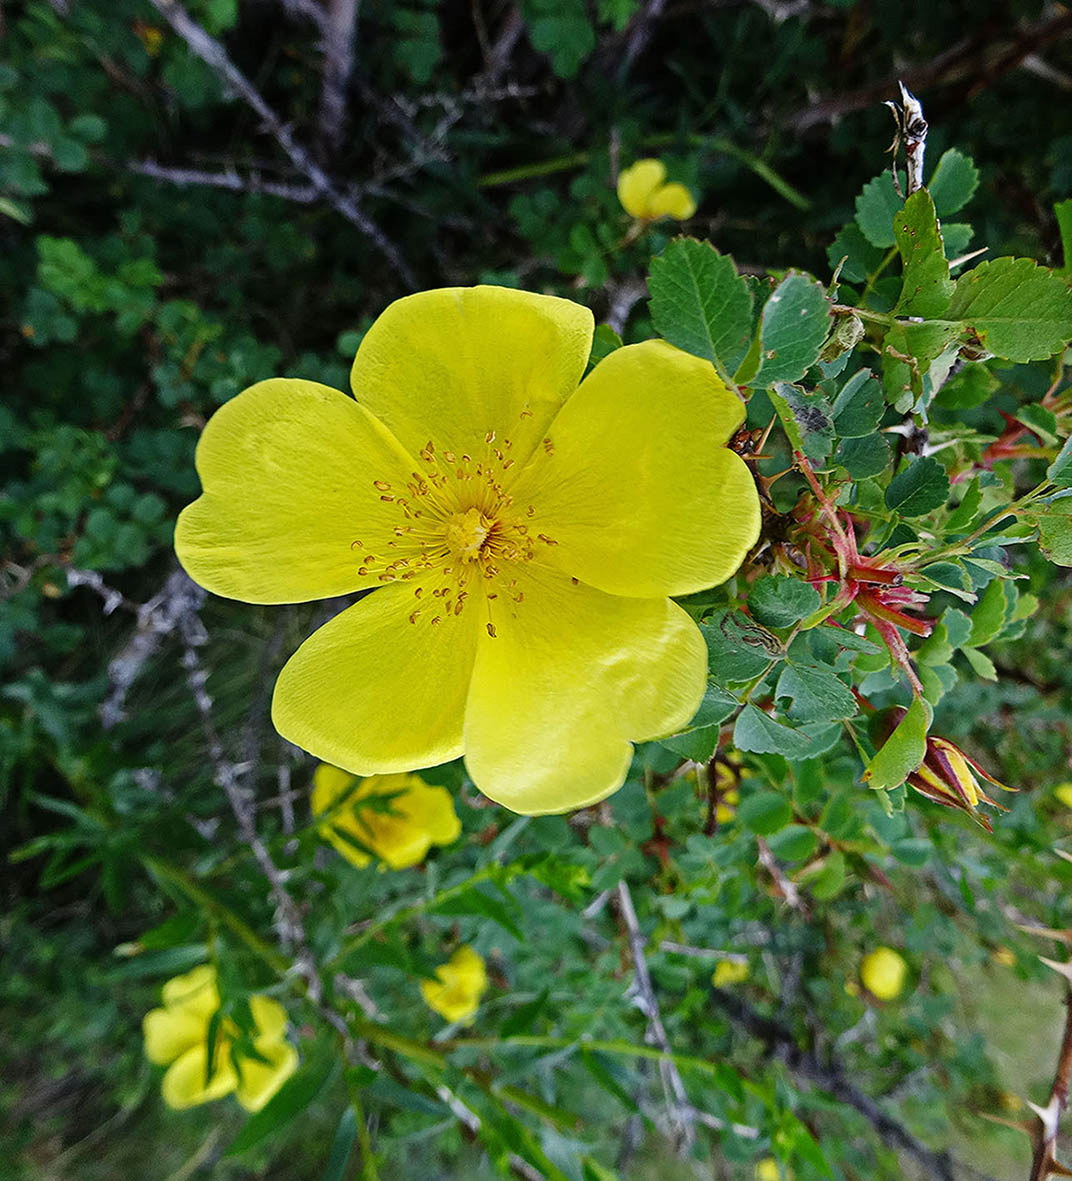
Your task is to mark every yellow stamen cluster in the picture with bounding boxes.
[350,425,556,636]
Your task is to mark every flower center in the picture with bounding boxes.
[445,506,492,562]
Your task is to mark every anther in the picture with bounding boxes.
[487,622,497,638]
[373,480,392,491]
[350,539,363,549]
[485,430,495,443]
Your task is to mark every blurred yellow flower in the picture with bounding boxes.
[142,965,297,1111]
[1054,782,1072,808]
[755,1159,793,1180]
[312,764,461,869]
[860,947,908,1001]
[617,159,697,221]
[176,286,759,815]
[420,945,488,1023]
[712,958,750,987]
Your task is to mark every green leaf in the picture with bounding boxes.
[767,824,819,862]
[500,988,551,1037]
[747,575,821,629]
[968,579,1008,646]
[588,324,622,367]
[945,478,982,532]
[701,610,781,684]
[225,1056,334,1157]
[885,456,950,516]
[927,148,979,217]
[740,274,830,388]
[942,223,974,260]
[837,433,891,478]
[767,382,834,463]
[733,705,815,760]
[648,237,754,373]
[322,1107,357,1181]
[776,662,857,723]
[1048,435,1072,487]
[1026,496,1072,566]
[521,0,595,77]
[832,369,883,438]
[435,885,523,940]
[862,696,930,791]
[660,682,738,761]
[738,789,793,835]
[828,221,885,284]
[1057,198,1072,277]
[961,645,997,680]
[855,170,904,248]
[946,257,1072,363]
[893,190,953,316]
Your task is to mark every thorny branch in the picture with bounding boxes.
[1028,979,1072,1180]
[144,0,415,286]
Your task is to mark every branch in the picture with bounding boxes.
[711,986,967,1181]
[1028,977,1072,1180]
[317,0,360,151]
[616,880,696,1152]
[128,158,319,202]
[146,0,415,286]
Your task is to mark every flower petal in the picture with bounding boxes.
[617,159,666,219]
[349,287,593,468]
[512,341,760,598]
[175,379,417,604]
[161,964,220,1023]
[234,1038,299,1113]
[311,765,373,867]
[249,995,289,1043]
[464,567,706,814]
[143,1006,204,1066]
[160,1043,238,1109]
[648,181,697,220]
[272,582,480,775]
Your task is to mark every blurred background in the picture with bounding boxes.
[3,1,1072,1178]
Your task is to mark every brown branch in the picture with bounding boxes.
[145,0,415,286]
[128,158,319,202]
[316,0,360,152]
[1029,982,1072,1181]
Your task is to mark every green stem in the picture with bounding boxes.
[342,1057,379,1181]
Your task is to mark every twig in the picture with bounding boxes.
[317,0,360,152]
[146,0,415,286]
[711,986,963,1180]
[1028,978,1072,1180]
[605,279,647,336]
[615,881,696,1152]
[658,941,748,964]
[756,837,809,914]
[276,0,328,32]
[128,158,319,201]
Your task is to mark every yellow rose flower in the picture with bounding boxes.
[420,945,488,1023]
[142,965,298,1111]
[859,946,908,1002]
[617,159,697,222]
[312,763,461,869]
[712,958,749,986]
[175,286,759,814]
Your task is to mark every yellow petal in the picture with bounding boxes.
[160,1042,238,1109]
[143,1006,205,1066]
[860,946,908,1001]
[175,379,417,604]
[273,582,480,776]
[357,775,462,869]
[646,181,697,221]
[513,341,760,598]
[249,995,289,1043]
[161,964,220,1023]
[421,946,488,1023]
[463,566,706,813]
[712,959,750,987]
[234,1038,299,1112]
[349,286,593,468]
[617,159,666,219]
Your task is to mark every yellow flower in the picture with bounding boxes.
[755,1160,793,1181]
[142,965,297,1111]
[175,286,759,814]
[617,159,697,221]
[312,763,461,869]
[1054,782,1072,809]
[712,958,749,986]
[859,947,908,1001]
[420,945,488,1023]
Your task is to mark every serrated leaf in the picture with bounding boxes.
[748,575,822,630]
[928,148,979,217]
[435,885,523,940]
[661,682,738,761]
[893,190,953,316]
[837,433,891,478]
[767,382,834,463]
[733,705,815,760]
[648,237,753,372]
[702,610,781,684]
[739,274,831,388]
[767,824,819,861]
[947,257,1072,362]
[1026,496,1072,565]
[885,456,950,516]
[855,170,904,248]
[832,369,883,437]
[828,221,885,284]
[942,223,974,260]
[1048,436,1072,487]
[1057,198,1072,277]
[776,662,857,723]
[1016,404,1059,446]
[962,645,997,680]
[945,478,982,532]
[862,695,930,790]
